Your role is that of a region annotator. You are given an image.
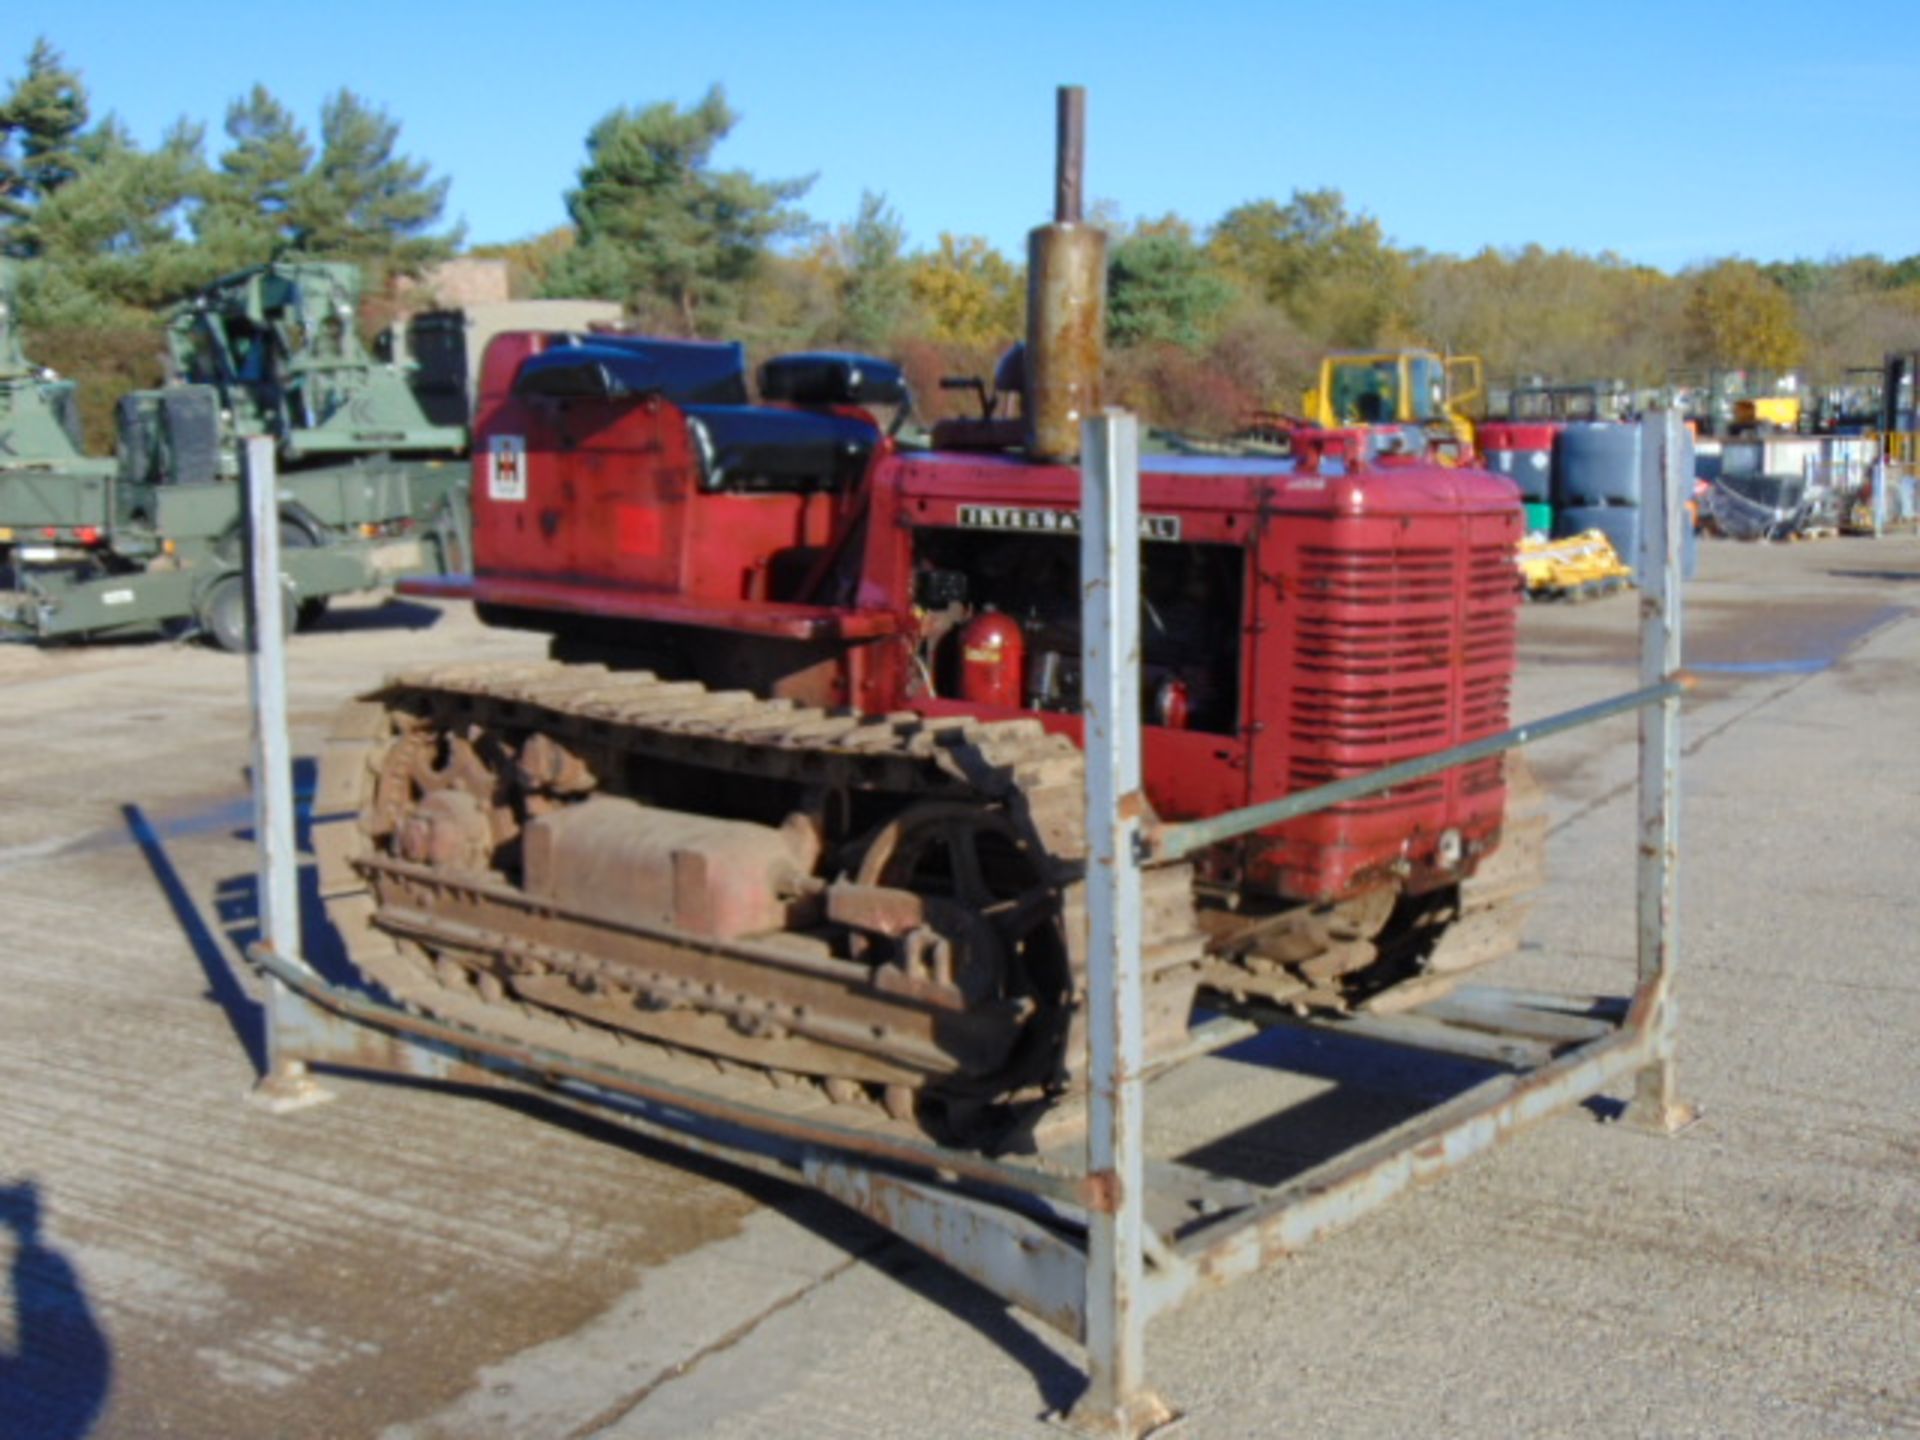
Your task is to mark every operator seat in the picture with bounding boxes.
[513,341,900,493]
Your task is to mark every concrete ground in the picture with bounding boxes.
[0,537,1915,1440]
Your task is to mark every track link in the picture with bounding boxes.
[1193,750,1547,1015]
[314,662,1207,1144]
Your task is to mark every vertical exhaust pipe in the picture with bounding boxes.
[1025,86,1107,463]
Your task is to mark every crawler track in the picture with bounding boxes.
[313,662,1206,1144]
[314,664,1544,1144]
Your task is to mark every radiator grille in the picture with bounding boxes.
[1287,533,1515,814]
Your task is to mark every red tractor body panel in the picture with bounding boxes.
[466,337,1522,906]
[867,450,1518,899]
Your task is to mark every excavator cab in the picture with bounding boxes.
[1304,350,1482,455]
[1327,356,1406,425]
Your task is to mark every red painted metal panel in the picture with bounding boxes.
[890,452,1263,547]
[473,394,696,593]
[915,698,1252,827]
[475,385,855,611]
[1242,489,1519,901]
[469,345,1522,906]
[900,457,1522,903]
[465,573,899,641]
[397,574,474,600]
[1477,421,1561,455]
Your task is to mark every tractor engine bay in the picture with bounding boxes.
[910,530,1244,735]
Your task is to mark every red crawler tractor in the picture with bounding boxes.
[316,93,1538,1146]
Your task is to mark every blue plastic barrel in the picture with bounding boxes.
[1477,421,1557,503]
[1554,423,1641,508]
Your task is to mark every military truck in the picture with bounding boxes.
[0,259,121,576]
[1,261,480,649]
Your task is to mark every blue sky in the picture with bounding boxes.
[14,0,1918,271]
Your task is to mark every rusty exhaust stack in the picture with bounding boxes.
[1024,86,1106,463]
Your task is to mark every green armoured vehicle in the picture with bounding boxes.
[0,259,120,571]
[1,260,474,649]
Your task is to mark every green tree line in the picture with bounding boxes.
[0,40,458,441]
[8,38,1920,442]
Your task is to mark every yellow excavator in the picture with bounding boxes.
[1301,349,1485,456]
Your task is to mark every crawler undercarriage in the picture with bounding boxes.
[316,663,1544,1147]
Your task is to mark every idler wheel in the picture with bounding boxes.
[852,803,1074,1133]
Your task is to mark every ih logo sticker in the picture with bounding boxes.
[488,435,527,502]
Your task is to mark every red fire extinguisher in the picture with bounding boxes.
[957,610,1026,709]
[1154,676,1191,730]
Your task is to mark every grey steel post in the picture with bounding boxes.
[1068,411,1172,1436]
[246,436,297,961]
[1625,410,1695,1133]
[244,435,328,1108]
[1872,454,1888,537]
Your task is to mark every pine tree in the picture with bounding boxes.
[194,84,314,270]
[1107,220,1233,351]
[288,89,455,278]
[836,191,910,350]
[21,115,212,323]
[545,85,811,335]
[0,38,90,255]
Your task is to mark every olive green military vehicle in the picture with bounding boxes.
[1,261,477,649]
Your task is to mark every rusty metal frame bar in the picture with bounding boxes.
[1622,407,1695,1134]
[1154,680,1681,862]
[239,410,1691,1440]
[1054,407,1693,1433]
[1138,1004,1659,1318]
[247,937,1106,1325]
[247,934,1095,1208]
[1070,411,1172,1435]
[245,436,331,1113]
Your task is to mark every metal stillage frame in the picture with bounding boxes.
[240,413,1696,1438]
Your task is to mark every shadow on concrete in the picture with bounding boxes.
[474,1091,1090,1416]
[191,783,1630,1420]
[1174,1023,1505,1188]
[230,756,318,855]
[1583,1094,1629,1122]
[0,1181,113,1439]
[122,803,268,1077]
[222,756,367,989]
[119,720,1085,1417]
[210,838,1088,1416]
[212,861,363,993]
[194,775,1597,1419]
[1827,569,1920,584]
[306,598,444,635]
[3,629,180,653]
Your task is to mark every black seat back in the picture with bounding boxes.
[683,405,878,492]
